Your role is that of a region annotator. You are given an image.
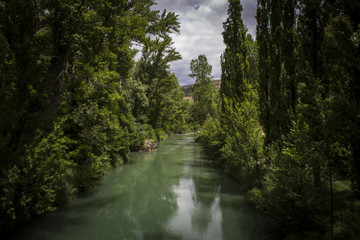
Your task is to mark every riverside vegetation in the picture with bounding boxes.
[198,0,360,239]
[0,0,190,235]
[1,0,360,239]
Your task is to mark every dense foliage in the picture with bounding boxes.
[199,0,360,239]
[0,0,187,235]
[2,0,360,238]
[188,54,218,126]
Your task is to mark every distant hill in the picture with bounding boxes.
[212,80,221,90]
[181,80,221,98]
[181,84,193,97]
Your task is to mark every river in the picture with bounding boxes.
[10,134,265,240]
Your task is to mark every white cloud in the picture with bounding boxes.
[153,0,256,85]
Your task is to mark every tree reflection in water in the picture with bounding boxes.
[11,135,264,240]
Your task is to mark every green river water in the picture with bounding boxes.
[11,134,265,240]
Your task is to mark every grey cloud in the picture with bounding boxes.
[153,0,205,13]
[170,61,192,85]
[242,0,257,36]
[153,0,256,85]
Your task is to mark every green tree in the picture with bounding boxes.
[257,0,297,145]
[220,0,248,102]
[251,0,360,238]
[131,35,183,137]
[189,54,218,125]
[200,0,263,190]
[0,0,186,235]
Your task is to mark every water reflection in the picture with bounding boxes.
[11,134,264,240]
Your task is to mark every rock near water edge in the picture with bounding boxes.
[139,139,157,152]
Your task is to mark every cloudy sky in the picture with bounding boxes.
[152,0,257,86]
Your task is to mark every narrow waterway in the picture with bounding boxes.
[11,134,265,240]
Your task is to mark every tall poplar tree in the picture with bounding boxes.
[220,0,248,103]
[257,0,297,145]
[217,0,263,189]
[256,0,271,144]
